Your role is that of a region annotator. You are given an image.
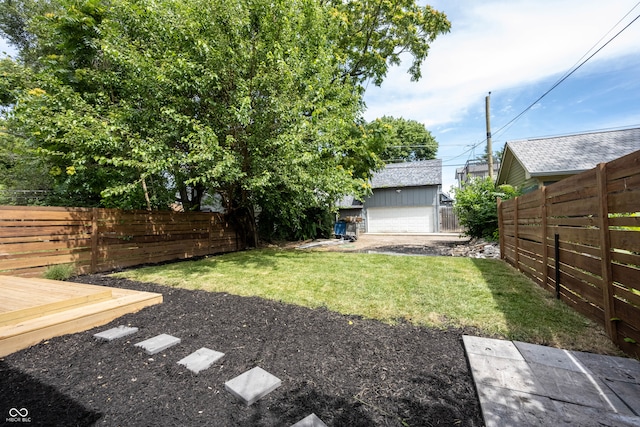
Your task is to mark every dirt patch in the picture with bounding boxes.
[1,275,484,426]
[297,234,469,256]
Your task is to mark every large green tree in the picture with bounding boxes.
[0,0,450,243]
[366,116,438,162]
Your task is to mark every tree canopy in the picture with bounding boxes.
[366,116,438,162]
[0,0,450,242]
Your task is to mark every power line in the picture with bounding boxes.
[492,10,640,141]
[443,4,640,164]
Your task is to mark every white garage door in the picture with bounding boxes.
[367,206,434,233]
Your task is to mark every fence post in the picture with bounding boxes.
[90,208,99,273]
[554,233,560,299]
[497,197,504,260]
[596,163,617,344]
[541,187,549,290]
[208,213,214,256]
[514,197,520,271]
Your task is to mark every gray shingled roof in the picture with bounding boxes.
[507,127,640,176]
[370,160,442,188]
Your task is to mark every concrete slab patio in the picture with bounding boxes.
[463,335,640,427]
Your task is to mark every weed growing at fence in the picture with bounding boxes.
[43,264,75,281]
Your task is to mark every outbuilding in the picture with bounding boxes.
[337,160,442,234]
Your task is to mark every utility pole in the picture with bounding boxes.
[485,92,494,180]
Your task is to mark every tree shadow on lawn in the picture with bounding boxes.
[180,247,293,274]
[0,361,102,426]
[469,257,564,343]
[469,258,617,353]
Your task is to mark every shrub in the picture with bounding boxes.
[454,177,519,240]
[43,264,75,281]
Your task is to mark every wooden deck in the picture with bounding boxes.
[0,276,162,357]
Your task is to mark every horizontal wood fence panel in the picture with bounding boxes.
[94,244,227,270]
[0,206,241,277]
[517,238,542,254]
[100,223,211,233]
[515,228,543,242]
[554,226,601,247]
[545,171,597,198]
[609,216,640,228]
[517,197,544,211]
[553,240,601,259]
[608,189,640,213]
[611,263,640,291]
[546,197,599,217]
[611,251,640,268]
[615,281,640,304]
[607,173,640,193]
[516,206,542,220]
[97,240,210,258]
[606,152,640,180]
[0,252,92,271]
[0,220,91,227]
[0,239,93,255]
[0,226,91,239]
[614,300,640,332]
[0,208,93,221]
[557,248,602,277]
[610,230,640,252]
[616,323,640,356]
[555,261,604,293]
[99,234,210,246]
[547,217,598,227]
[498,149,640,357]
[556,270,603,306]
[560,288,604,324]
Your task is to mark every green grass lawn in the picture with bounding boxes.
[115,249,620,354]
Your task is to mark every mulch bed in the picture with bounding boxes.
[1,274,484,426]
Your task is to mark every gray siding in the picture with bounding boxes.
[365,186,438,208]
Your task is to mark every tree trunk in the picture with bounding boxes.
[141,176,152,211]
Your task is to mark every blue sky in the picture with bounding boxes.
[363,0,640,193]
[3,1,640,194]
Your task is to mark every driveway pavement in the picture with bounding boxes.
[463,335,640,426]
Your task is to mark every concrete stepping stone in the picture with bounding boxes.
[291,413,327,427]
[134,333,181,355]
[177,347,225,374]
[93,325,138,341]
[224,366,282,406]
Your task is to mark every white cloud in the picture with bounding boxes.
[364,0,640,126]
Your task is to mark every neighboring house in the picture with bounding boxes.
[455,159,500,188]
[497,127,640,193]
[338,160,442,233]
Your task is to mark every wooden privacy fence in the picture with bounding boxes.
[498,149,640,356]
[439,206,464,233]
[0,206,240,277]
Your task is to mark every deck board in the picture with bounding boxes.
[0,276,162,357]
[0,276,113,326]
